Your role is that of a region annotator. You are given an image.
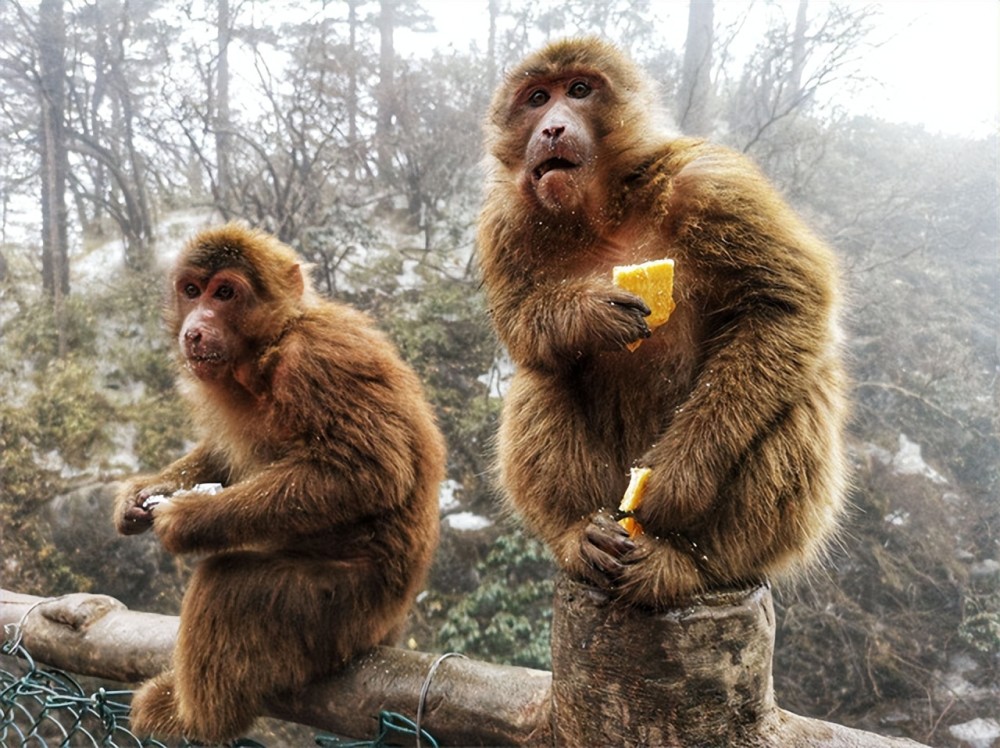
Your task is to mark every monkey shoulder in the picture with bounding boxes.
[636,140,833,275]
[640,139,771,207]
[285,302,399,369]
[268,301,431,419]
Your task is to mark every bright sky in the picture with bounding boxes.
[861,1,999,137]
[411,0,1000,139]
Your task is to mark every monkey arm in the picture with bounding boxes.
[148,442,230,489]
[113,443,227,536]
[627,149,844,535]
[636,282,841,537]
[150,451,408,555]
[489,275,651,370]
[497,371,633,587]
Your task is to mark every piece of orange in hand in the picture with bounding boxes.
[612,259,676,351]
[618,467,652,537]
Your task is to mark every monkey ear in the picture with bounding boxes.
[286,263,306,298]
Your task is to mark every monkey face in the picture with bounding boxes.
[515,75,604,213]
[174,270,253,382]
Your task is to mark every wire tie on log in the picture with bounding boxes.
[2,595,66,653]
[415,652,466,748]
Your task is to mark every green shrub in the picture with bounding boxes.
[438,531,555,669]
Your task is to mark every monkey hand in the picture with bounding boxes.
[114,480,177,536]
[580,510,648,589]
[591,287,652,352]
[151,495,228,555]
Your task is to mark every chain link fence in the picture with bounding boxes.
[1,640,437,748]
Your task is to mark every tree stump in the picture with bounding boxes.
[550,574,927,747]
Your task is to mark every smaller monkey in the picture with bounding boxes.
[114,223,444,744]
[478,38,849,607]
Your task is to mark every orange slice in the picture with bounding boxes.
[612,259,676,351]
[618,467,651,537]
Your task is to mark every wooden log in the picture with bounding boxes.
[550,574,927,747]
[3,583,930,747]
[0,589,552,746]
[0,590,176,682]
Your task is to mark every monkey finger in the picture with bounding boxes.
[121,505,154,535]
[606,289,651,318]
[585,514,637,558]
[580,543,628,583]
[605,293,652,347]
[589,509,631,536]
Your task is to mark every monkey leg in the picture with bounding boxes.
[128,670,184,739]
[169,550,386,745]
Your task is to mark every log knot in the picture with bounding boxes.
[39,594,126,631]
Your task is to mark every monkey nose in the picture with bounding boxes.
[184,329,202,343]
[542,124,565,140]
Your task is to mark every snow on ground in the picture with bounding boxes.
[891,433,948,484]
[442,511,493,532]
[72,210,217,287]
[948,718,1000,748]
[438,479,461,513]
[861,433,949,485]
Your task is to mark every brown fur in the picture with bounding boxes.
[478,38,848,607]
[113,223,445,743]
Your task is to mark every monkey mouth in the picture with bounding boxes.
[186,352,226,373]
[533,157,579,181]
[187,352,224,365]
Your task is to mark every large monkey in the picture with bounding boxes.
[478,38,848,607]
[114,223,445,743]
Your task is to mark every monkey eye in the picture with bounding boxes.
[527,89,549,107]
[213,284,236,301]
[182,283,200,299]
[567,80,592,99]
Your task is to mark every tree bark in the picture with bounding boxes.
[551,575,927,747]
[37,0,70,356]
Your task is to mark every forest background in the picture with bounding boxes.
[0,1,997,746]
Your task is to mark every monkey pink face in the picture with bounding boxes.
[175,270,252,382]
[518,74,601,213]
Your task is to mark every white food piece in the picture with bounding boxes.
[141,483,223,511]
[189,482,224,495]
[142,494,169,510]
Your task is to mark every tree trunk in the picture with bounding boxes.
[37,0,70,356]
[677,0,714,136]
[346,0,362,181]
[786,0,810,108]
[486,0,499,94]
[376,0,397,183]
[215,0,233,213]
[551,575,926,747]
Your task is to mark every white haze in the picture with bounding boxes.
[405,0,1000,139]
